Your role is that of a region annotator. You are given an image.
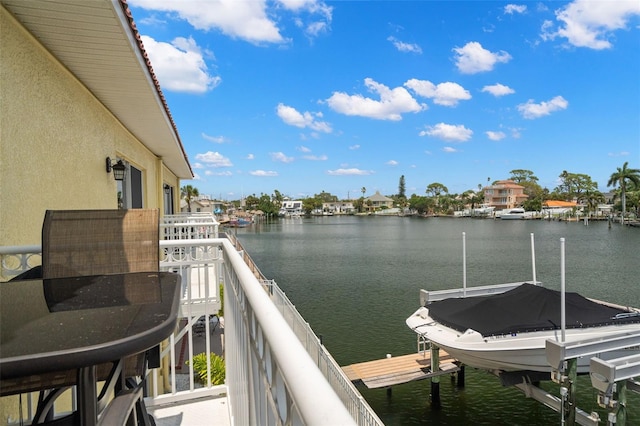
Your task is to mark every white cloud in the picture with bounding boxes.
[279,0,332,37]
[202,133,226,143]
[277,103,332,132]
[505,4,527,14]
[608,151,630,157]
[405,79,471,106]
[195,151,233,167]
[420,123,473,142]
[133,0,332,43]
[132,0,285,44]
[542,0,640,49]
[327,168,373,176]
[442,147,459,153]
[453,41,512,74]
[486,131,506,141]
[326,78,425,121]
[517,96,568,119]
[297,145,312,153]
[141,36,220,93]
[349,145,360,150]
[250,170,279,176]
[205,170,233,176]
[387,36,422,54]
[246,154,255,160]
[481,83,515,97]
[303,154,328,161]
[270,152,294,163]
[192,162,204,169]
[386,160,399,166]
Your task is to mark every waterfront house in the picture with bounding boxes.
[0,0,192,247]
[365,191,394,212]
[542,200,578,216]
[483,180,529,210]
[279,200,304,216]
[322,201,356,214]
[181,196,226,215]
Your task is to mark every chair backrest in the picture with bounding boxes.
[42,209,159,279]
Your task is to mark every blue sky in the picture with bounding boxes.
[129,0,640,200]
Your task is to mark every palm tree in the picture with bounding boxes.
[181,185,199,213]
[578,189,605,218]
[607,162,640,225]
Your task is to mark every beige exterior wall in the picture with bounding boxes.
[0,8,178,246]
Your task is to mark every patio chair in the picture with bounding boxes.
[2,209,160,424]
[42,209,159,279]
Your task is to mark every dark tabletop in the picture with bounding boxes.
[0,272,180,379]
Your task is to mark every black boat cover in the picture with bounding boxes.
[427,283,640,337]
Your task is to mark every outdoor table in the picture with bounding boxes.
[0,271,181,425]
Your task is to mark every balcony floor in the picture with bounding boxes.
[149,394,231,426]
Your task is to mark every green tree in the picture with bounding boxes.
[426,182,448,198]
[359,187,367,213]
[509,169,538,184]
[315,191,338,203]
[257,193,278,216]
[302,197,322,214]
[398,175,406,199]
[408,194,435,215]
[553,171,597,201]
[625,181,640,217]
[181,185,199,212]
[607,161,640,224]
[426,183,448,213]
[244,194,260,210]
[578,189,605,217]
[272,190,284,210]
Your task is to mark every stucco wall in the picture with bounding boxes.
[0,8,176,246]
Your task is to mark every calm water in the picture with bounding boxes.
[234,216,640,425]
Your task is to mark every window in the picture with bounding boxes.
[117,161,144,209]
[164,185,174,215]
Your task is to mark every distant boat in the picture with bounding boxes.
[473,205,495,216]
[228,217,252,228]
[499,208,525,220]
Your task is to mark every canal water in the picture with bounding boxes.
[234,216,640,425]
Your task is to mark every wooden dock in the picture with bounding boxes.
[342,350,459,389]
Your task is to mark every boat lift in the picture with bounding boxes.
[415,234,639,425]
[546,331,640,426]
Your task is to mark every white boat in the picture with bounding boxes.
[499,208,525,220]
[406,283,640,373]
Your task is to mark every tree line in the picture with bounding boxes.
[182,162,640,219]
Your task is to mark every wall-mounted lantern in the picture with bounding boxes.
[164,184,171,194]
[106,158,126,181]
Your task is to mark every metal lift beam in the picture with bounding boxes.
[546,330,640,371]
[590,354,640,394]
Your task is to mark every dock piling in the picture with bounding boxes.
[431,344,442,408]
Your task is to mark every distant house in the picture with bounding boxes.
[181,197,225,214]
[542,200,578,216]
[279,200,303,216]
[483,180,528,210]
[322,201,355,214]
[365,191,394,212]
[1,0,193,246]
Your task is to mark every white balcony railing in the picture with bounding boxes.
[0,213,382,426]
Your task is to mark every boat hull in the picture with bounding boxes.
[407,307,640,373]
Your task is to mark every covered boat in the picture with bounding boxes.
[406,283,640,373]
